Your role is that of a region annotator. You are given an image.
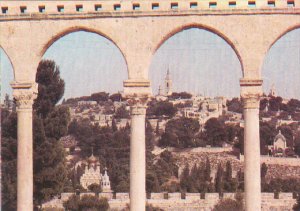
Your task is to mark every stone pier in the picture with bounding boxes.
[241,79,263,211]
[11,82,37,211]
[129,97,148,211]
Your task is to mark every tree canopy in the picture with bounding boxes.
[159,117,200,148]
[34,60,65,118]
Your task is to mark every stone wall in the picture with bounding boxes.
[42,192,297,211]
[168,146,233,153]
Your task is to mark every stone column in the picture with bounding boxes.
[11,82,37,211]
[128,97,147,211]
[241,79,262,211]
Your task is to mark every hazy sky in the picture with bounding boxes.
[1,28,300,102]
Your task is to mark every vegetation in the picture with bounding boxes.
[147,100,177,118]
[293,193,300,211]
[169,92,192,100]
[227,98,243,114]
[34,60,65,118]
[204,118,227,147]
[63,195,109,211]
[213,192,244,211]
[159,117,200,148]
[2,60,70,210]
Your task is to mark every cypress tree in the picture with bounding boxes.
[215,164,224,194]
[204,157,211,182]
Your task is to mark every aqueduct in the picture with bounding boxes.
[0,0,300,210]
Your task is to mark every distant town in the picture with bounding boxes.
[2,69,300,210]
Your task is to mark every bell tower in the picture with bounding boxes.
[164,69,173,96]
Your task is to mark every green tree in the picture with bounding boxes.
[223,161,235,192]
[213,198,244,211]
[109,93,122,102]
[111,118,118,132]
[227,98,243,113]
[146,171,161,193]
[169,92,192,100]
[44,105,70,140]
[155,120,160,135]
[159,117,200,148]
[63,195,79,211]
[88,183,102,194]
[260,98,269,111]
[261,163,268,180]
[269,96,283,112]
[180,163,190,191]
[79,195,109,211]
[91,92,109,102]
[1,137,17,210]
[293,193,300,211]
[260,121,277,154]
[204,118,227,147]
[34,59,65,118]
[147,100,177,118]
[115,105,130,119]
[64,195,109,211]
[215,164,224,194]
[204,157,211,182]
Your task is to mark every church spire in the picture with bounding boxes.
[165,68,171,80]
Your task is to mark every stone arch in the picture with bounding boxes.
[39,26,129,74]
[267,24,300,54]
[261,24,300,98]
[152,23,244,75]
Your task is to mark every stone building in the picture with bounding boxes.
[80,153,112,192]
[164,69,173,96]
[268,130,289,156]
[101,168,112,193]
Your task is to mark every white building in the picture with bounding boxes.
[80,153,112,192]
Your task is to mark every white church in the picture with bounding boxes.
[80,153,112,192]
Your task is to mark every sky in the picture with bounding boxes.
[1,28,300,102]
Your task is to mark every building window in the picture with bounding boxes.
[267,1,275,7]
[95,4,102,11]
[114,4,121,11]
[76,5,83,12]
[133,3,140,10]
[152,3,159,10]
[209,2,217,8]
[190,2,198,9]
[248,1,256,7]
[171,3,178,9]
[57,5,64,12]
[229,1,236,7]
[1,7,8,14]
[287,1,295,7]
[39,6,45,13]
[20,6,27,13]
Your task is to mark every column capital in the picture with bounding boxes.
[11,82,38,110]
[241,94,260,109]
[240,78,262,109]
[126,95,148,115]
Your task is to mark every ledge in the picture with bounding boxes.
[1,8,300,21]
[240,79,263,87]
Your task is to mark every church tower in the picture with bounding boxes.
[164,69,173,96]
[269,84,277,97]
